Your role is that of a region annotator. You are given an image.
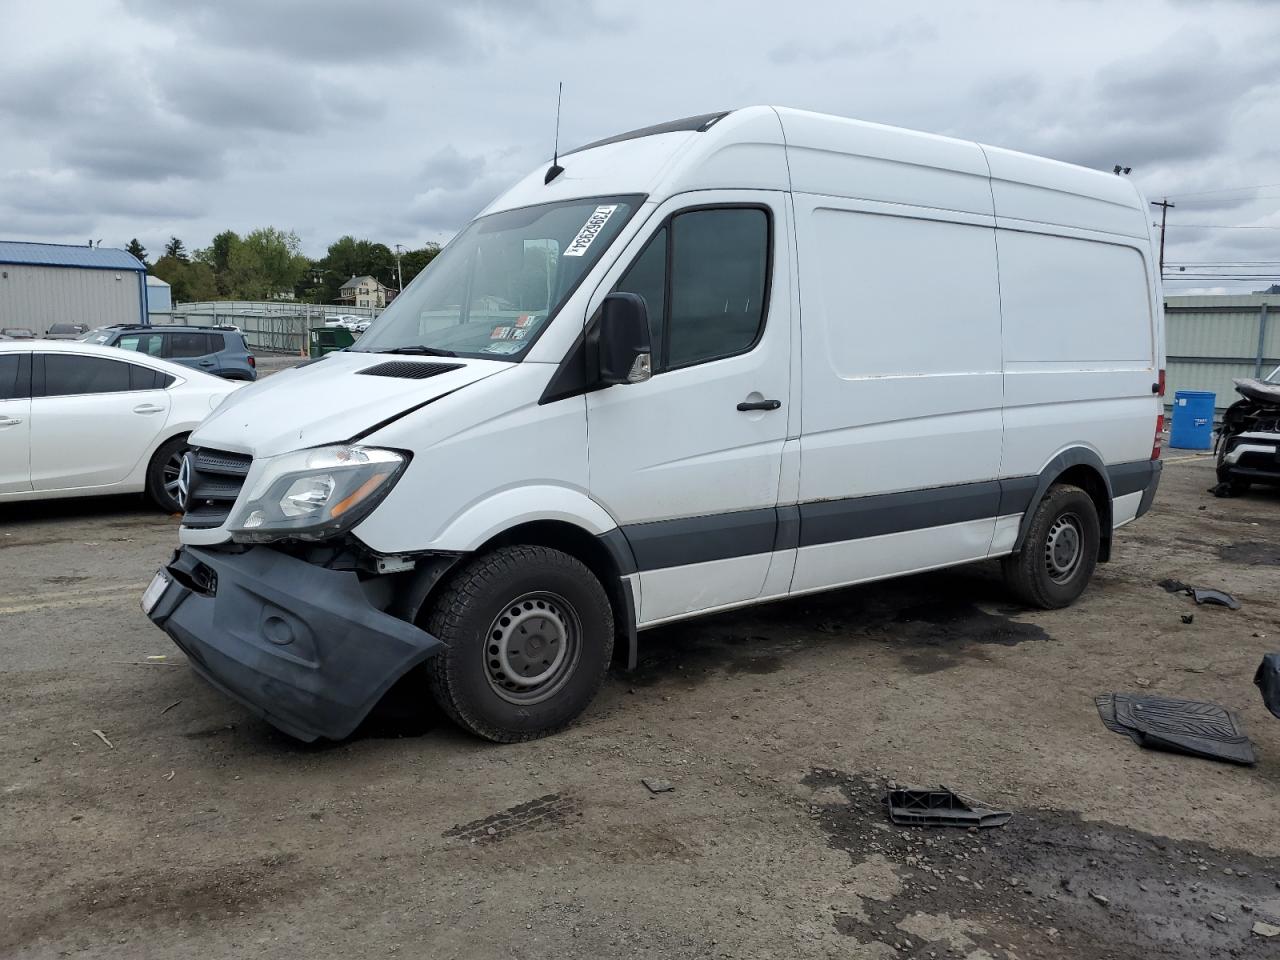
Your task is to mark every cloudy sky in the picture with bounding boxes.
[1,0,1277,291]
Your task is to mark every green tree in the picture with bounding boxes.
[125,238,148,266]
[317,236,397,301]
[194,230,241,297]
[151,255,216,303]
[399,244,442,288]
[163,236,188,262]
[226,227,309,300]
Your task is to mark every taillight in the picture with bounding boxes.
[1152,414,1164,460]
[1157,368,1166,397]
[247,355,256,368]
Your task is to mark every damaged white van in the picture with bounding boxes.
[144,107,1165,743]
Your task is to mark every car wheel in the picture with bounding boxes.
[425,545,614,742]
[1001,483,1100,610]
[146,436,189,514]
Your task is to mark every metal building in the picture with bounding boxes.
[1165,293,1280,412]
[0,241,148,333]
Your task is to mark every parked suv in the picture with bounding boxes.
[81,325,257,380]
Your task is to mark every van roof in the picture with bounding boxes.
[485,105,1151,242]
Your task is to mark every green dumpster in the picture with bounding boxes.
[309,327,355,357]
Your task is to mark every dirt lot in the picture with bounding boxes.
[2,454,1279,960]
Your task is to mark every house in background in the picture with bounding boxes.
[337,275,389,308]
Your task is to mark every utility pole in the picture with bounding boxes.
[1151,198,1175,274]
[393,244,405,297]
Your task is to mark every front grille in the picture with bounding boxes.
[182,447,252,529]
[357,360,461,380]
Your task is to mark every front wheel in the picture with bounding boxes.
[425,545,614,742]
[145,436,189,514]
[1001,483,1100,609]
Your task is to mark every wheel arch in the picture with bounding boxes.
[418,518,640,670]
[1014,447,1114,562]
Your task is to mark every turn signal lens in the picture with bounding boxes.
[1152,414,1164,460]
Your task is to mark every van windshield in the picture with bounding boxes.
[353,195,641,361]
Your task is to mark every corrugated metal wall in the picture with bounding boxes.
[0,264,144,331]
[1165,294,1280,412]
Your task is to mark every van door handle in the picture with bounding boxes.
[133,403,165,415]
[737,399,782,412]
[0,416,22,427]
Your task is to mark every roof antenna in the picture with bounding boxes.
[544,82,565,185]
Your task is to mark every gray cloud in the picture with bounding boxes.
[770,19,938,64]
[0,0,1276,292]
[121,0,606,64]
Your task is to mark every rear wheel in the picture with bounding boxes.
[425,545,614,742]
[1001,483,1100,609]
[145,436,189,514]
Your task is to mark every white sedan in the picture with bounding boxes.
[0,340,242,512]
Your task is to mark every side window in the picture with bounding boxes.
[117,333,164,356]
[41,355,133,397]
[668,208,768,368]
[612,207,769,372]
[206,333,225,352]
[167,332,212,358]
[128,364,174,390]
[0,354,29,400]
[614,228,667,369]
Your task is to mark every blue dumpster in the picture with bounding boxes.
[1169,390,1215,450]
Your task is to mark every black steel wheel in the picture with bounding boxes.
[425,545,614,742]
[1001,483,1100,609]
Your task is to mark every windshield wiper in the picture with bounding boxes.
[366,344,458,357]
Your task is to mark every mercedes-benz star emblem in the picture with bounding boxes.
[176,453,193,511]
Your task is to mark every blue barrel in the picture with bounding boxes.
[1169,390,1215,449]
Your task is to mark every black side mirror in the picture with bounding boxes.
[589,292,652,387]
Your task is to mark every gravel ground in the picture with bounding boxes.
[1,452,1278,959]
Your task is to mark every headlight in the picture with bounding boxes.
[226,444,408,543]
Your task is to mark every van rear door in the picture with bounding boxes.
[586,193,793,625]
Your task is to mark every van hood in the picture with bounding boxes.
[189,351,511,458]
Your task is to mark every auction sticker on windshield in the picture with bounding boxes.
[564,205,619,257]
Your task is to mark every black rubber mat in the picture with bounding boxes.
[1095,693,1256,766]
[1256,654,1280,720]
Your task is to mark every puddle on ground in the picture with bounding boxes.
[1219,542,1280,566]
[804,768,1280,960]
[629,569,1051,685]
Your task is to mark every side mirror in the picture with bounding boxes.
[590,292,652,386]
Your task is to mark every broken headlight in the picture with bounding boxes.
[226,444,408,543]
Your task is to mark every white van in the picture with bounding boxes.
[144,107,1164,743]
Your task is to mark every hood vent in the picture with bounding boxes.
[357,361,462,380]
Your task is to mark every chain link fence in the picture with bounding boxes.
[160,301,384,355]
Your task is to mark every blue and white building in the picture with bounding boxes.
[0,241,148,332]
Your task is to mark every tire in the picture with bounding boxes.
[145,435,189,514]
[425,545,614,742]
[1001,483,1100,610]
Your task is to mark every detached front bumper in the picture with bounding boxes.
[1219,433,1280,484]
[145,546,444,742]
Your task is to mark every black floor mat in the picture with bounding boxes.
[1095,693,1256,766]
[1256,654,1280,720]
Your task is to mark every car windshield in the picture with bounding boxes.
[79,328,115,344]
[353,195,641,361]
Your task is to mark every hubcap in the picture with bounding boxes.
[484,592,581,705]
[164,451,188,506]
[1044,512,1084,583]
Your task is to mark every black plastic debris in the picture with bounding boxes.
[1095,693,1256,765]
[1255,654,1280,720]
[1158,579,1241,610]
[1181,614,1194,624]
[1192,588,1240,609]
[885,787,1011,829]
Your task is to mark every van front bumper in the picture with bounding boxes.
[145,546,444,742]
